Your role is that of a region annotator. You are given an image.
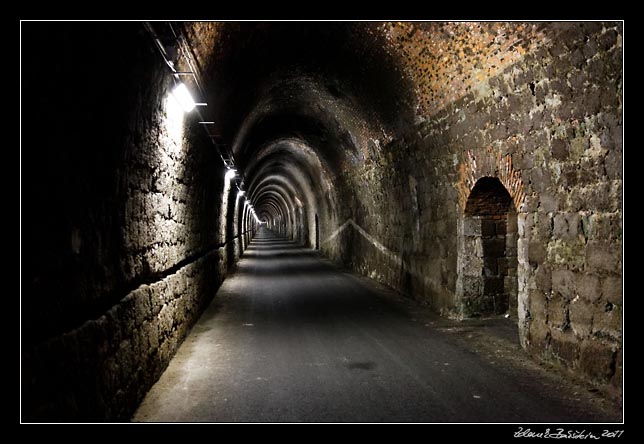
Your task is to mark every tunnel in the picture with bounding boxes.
[21,21,623,423]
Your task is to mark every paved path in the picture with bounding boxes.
[133,228,619,422]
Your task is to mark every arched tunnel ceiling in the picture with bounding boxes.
[187,21,550,139]
[182,21,551,219]
[255,187,293,219]
[251,177,301,215]
[244,139,333,209]
[193,22,416,152]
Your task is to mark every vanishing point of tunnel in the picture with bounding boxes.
[21,21,623,423]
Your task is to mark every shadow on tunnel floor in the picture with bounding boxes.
[133,228,621,423]
[204,229,619,424]
[237,228,510,328]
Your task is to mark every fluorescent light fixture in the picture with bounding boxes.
[172,83,196,113]
[225,169,237,182]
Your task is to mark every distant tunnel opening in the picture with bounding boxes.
[459,177,518,318]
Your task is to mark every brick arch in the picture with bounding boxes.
[465,176,515,216]
[456,147,525,214]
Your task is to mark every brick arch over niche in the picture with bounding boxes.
[456,147,525,214]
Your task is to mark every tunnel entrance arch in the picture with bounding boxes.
[456,177,518,318]
[315,213,320,250]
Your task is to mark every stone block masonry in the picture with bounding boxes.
[21,21,622,420]
[333,22,622,396]
[21,23,246,421]
[22,253,222,420]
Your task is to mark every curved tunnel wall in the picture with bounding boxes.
[21,23,256,421]
[21,21,622,421]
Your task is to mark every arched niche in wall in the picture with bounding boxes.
[456,177,518,318]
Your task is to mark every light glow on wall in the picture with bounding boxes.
[171,83,196,113]
[163,93,186,152]
[123,85,189,272]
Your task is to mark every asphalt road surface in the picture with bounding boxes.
[133,228,620,423]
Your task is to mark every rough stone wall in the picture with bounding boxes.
[340,22,622,394]
[22,253,221,420]
[22,23,240,421]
